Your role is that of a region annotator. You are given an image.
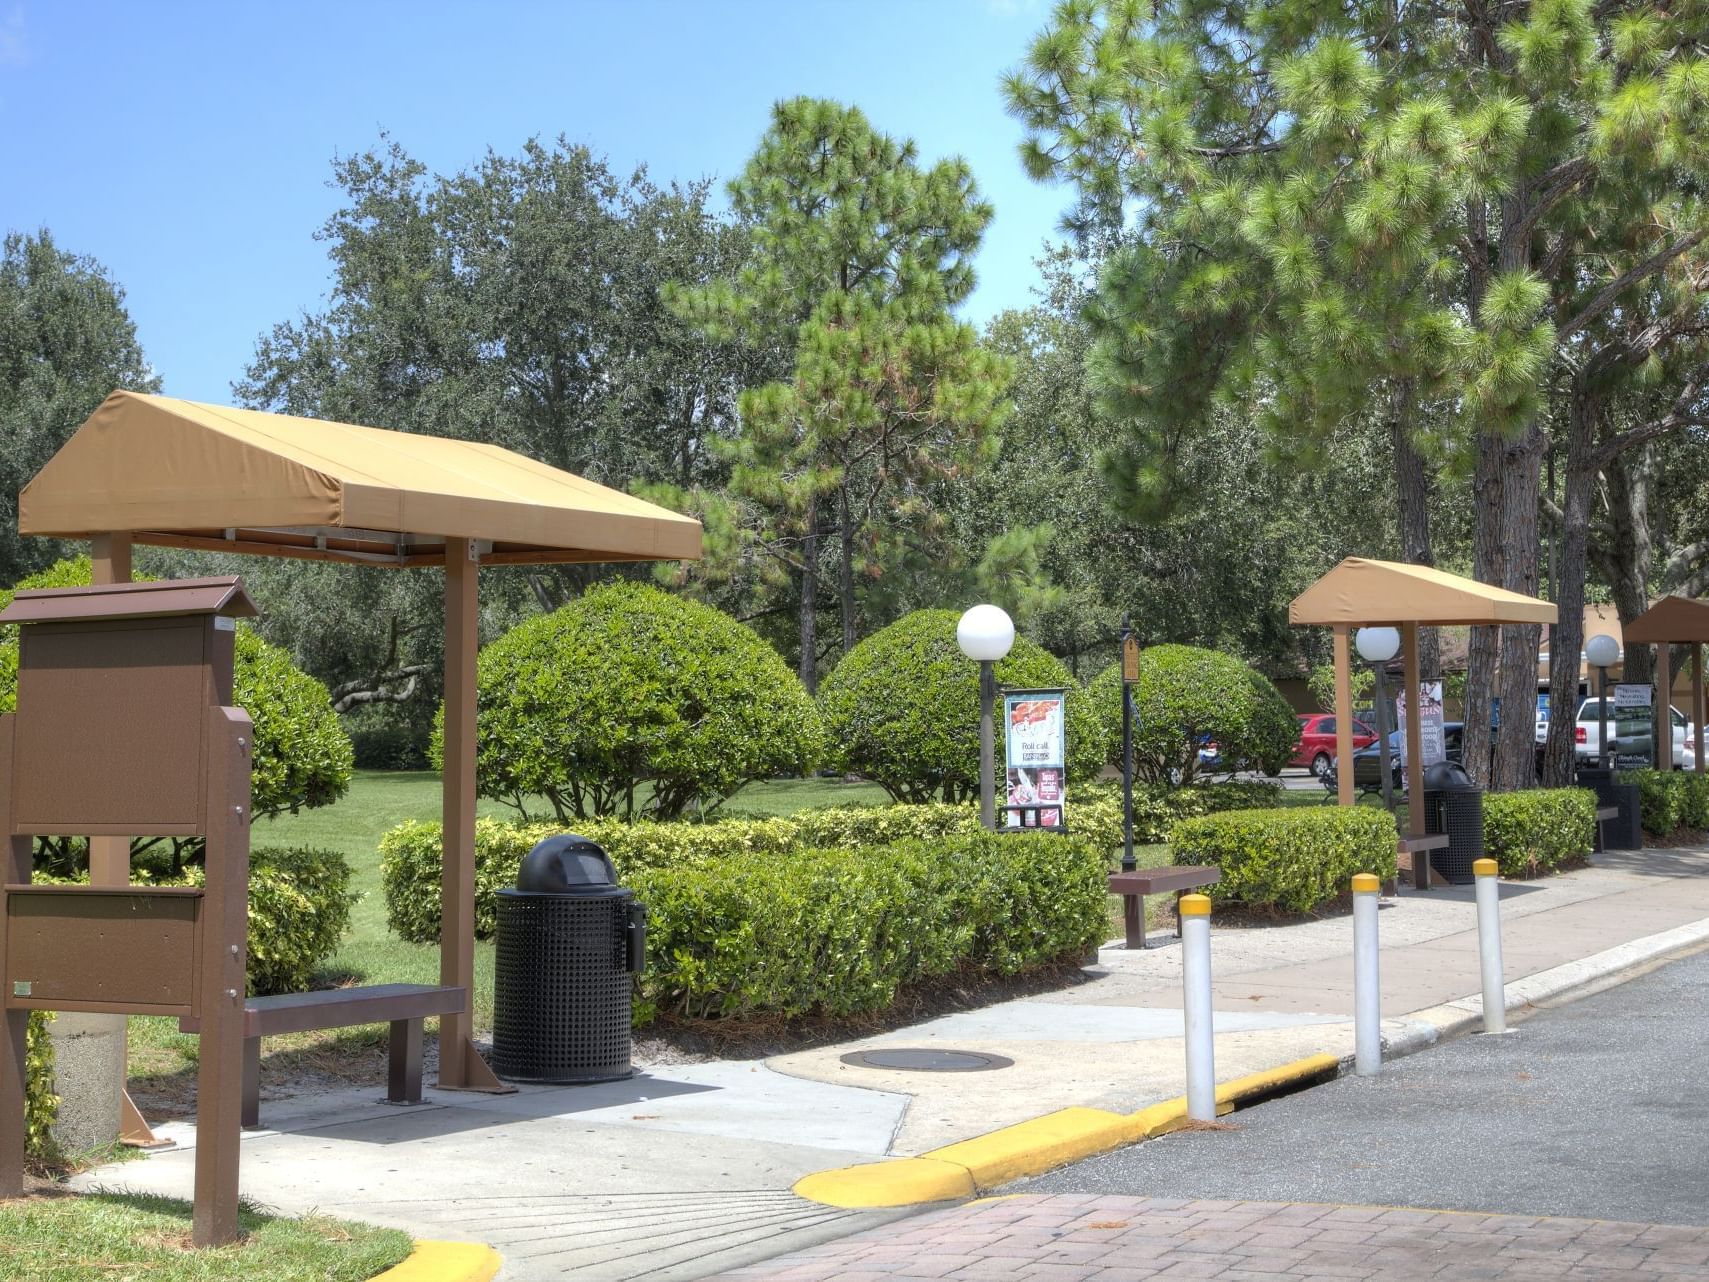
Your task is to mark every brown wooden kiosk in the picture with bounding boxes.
[12,392,702,1126]
[1289,559,1557,888]
[1,577,257,1243]
[1621,596,1709,774]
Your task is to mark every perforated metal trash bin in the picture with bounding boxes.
[1423,760,1484,885]
[1576,766,1643,851]
[491,834,647,1084]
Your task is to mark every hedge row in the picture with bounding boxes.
[1483,788,1596,878]
[1619,769,1709,837]
[1169,806,1400,913]
[379,817,1106,1024]
[378,785,1280,946]
[25,1012,54,1161]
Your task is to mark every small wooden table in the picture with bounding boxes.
[1107,865,1222,949]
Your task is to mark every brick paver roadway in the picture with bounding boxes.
[709,1194,1709,1280]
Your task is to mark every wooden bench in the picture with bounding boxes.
[1107,865,1221,949]
[180,983,466,1128]
[1397,833,1451,891]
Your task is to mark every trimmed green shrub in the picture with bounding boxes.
[380,817,1103,1023]
[1169,806,1399,913]
[1089,646,1298,785]
[240,847,358,995]
[26,1011,55,1161]
[0,558,353,867]
[631,831,1106,1022]
[1618,768,1709,836]
[818,609,1107,804]
[1483,789,1595,878]
[444,581,823,822]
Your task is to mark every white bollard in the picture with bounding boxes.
[1352,873,1382,1076]
[1180,893,1216,1121]
[1474,857,1506,1034]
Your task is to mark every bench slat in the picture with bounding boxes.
[178,983,465,1037]
[1107,865,1220,896]
[1396,834,1451,853]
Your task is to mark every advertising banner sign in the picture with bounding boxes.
[1004,688,1067,828]
[1396,680,1447,768]
[1613,683,1656,769]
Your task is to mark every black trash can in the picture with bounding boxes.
[1423,760,1484,885]
[491,834,647,1084]
[1575,765,1642,852]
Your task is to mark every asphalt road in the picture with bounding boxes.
[1025,942,1709,1226]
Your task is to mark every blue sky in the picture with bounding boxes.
[1,0,1073,403]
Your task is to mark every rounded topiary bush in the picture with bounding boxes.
[1089,645,1297,785]
[818,608,1106,804]
[0,558,353,847]
[448,581,823,821]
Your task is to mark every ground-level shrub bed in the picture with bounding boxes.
[381,817,1106,1025]
[1619,768,1709,837]
[377,786,1282,945]
[1483,788,1596,877]
[1168,806,1399,914]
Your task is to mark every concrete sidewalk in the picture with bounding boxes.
[72,845,1709,1280]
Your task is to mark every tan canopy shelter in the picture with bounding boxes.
[1621,595,1709,773]
[20,391,702,1113]
[1291,558,1557,885]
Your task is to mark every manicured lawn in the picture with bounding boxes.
[0,1191,411,1282]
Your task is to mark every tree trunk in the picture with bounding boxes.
[1544,385,1598,786]
[838,484,856,658]
[1597,449,1657,685]
[798,494,820,695]
[1494,422,1547,790]
[1462,433,1506,787]
[1391,380,1441,676]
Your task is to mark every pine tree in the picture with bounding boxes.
[1006,0,1709,785]
[669,98,1011,691]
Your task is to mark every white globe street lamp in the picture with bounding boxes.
[958,604,1015,830]
[1355,628,1403,813]
[1585,633,1620,770]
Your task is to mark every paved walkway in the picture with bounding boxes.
[69,846,1709,1280]
[708,1195,1709,1281]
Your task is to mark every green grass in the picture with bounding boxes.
[0,1191,411,1282]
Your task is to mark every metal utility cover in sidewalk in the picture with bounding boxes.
[841,1049,1014,1072]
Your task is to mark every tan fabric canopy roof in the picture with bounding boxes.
[19,391,702,567]
[1289,557,1557,627]
[1623,595,1709,644]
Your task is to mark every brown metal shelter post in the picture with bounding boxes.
[1333,626,1355,808]
[88,532,160,1148]
[1695,643,1704,773]
[437,539,500,1091]
[1657,641,1673,770]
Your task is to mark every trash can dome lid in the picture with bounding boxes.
[1423,760,1477,791]
[516,834,615,893]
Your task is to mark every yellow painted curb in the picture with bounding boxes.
[793,1052,1342,1210]
[370,1240,502,1282]
[929,1107,1146,1187]
[793,1156,976,1209]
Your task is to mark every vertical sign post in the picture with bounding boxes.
[1121,618,1139,873]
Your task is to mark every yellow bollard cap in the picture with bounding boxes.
[1351,873,1381,894]
[1179,893,1212,917]
[1473,858,1498,878]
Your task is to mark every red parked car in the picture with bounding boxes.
[1291,713,1377,777]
